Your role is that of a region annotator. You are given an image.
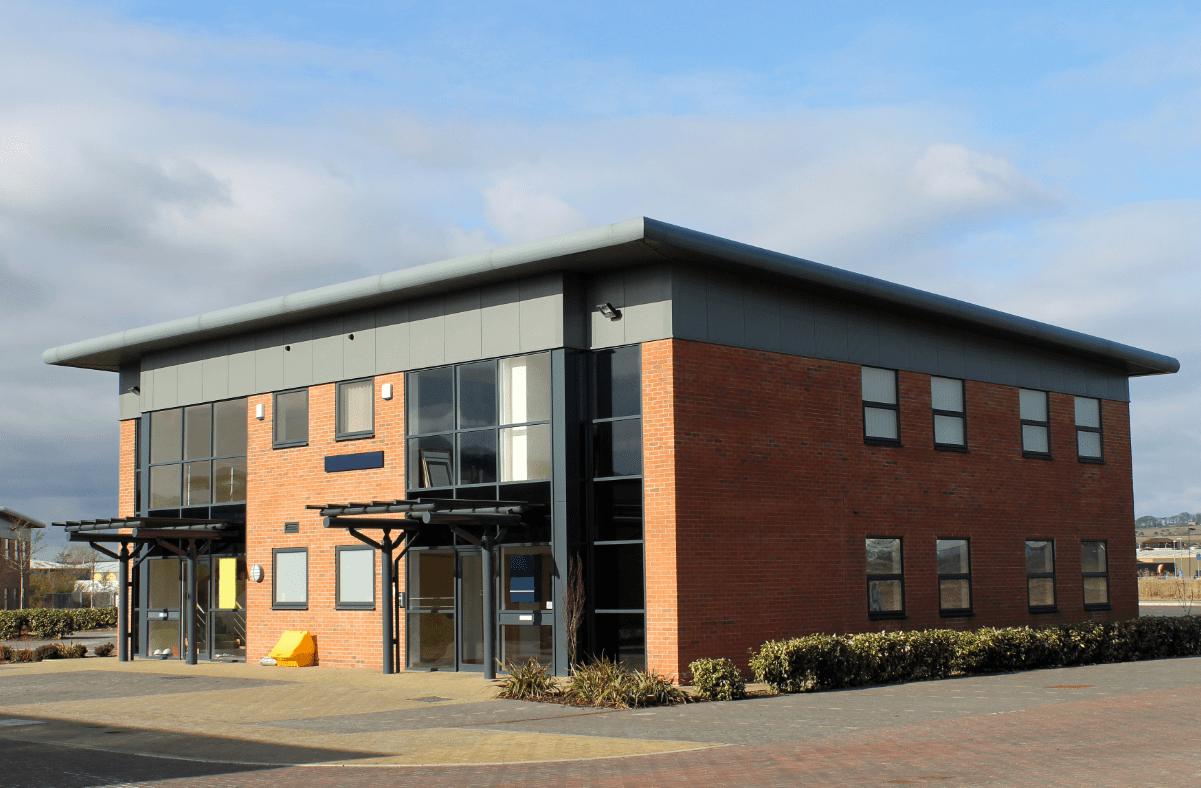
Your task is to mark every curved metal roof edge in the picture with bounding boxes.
[0,507,48,529]
[43,216,1179,377]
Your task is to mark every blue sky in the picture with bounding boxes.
[3,1,1200,554]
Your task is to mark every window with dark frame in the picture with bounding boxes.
[272,547,308,609]
[862,367,900,445]
[336,378,374,440]
[335,545,375,609]
[1075,397,1103,462]
[931,377,967,450]
[866,538,905,618]
[146,399,248,514]
[1019,389,1051,458]
[1081,540,1110,609]
[1025,539,1056,611]
[273,389,309,448]
[937,538,972,615]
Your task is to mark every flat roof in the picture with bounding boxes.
[0,507,47,529]
[42,217,1179,376]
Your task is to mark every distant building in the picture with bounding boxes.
[0,508,47,609]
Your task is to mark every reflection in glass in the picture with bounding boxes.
[500,354,551,425]
[593,544,644,610]
[184,460,210,506]
[499,482,552,543]
[865,539,902,574]
[868,579,903,613]
[458,362,497,428]
[500,424,551,481]
[593,347,640,419]
[1081,541,1107,574]
[213,458,247,503]
[148,558,180,609]
[502,546,553,610]
[408,367,455,434]
[275,390,308,445]
[149,465,181,509]
[184,405,211,461]
[939,579,971,611]
[592,420,642,478]
[936,540,969,574]
[593,612,644,670]
[408,435,454,489]
[408,612,455,669]
[213,399,248,457]
[1025,541,1054,573]
[211,611,247,659]
[460,553,483,666]
[459,430,497,485]
[502,625,553,667]
[150,409,182,464]
[594,480,642,541]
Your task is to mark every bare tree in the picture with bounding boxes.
[0,524,43,610]
[561,552,585,671]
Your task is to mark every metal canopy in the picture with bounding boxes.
[53,517,244,667]
[310,497,537,679]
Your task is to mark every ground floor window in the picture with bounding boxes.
[273,548,308,609]
[866,538,905,618]
[937,538,972,615]
[1081,540,1110,609]
[1026,540,1056,612]
[336,545,375,609]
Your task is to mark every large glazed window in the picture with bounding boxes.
[1075,397,1103,462]
[862,367,900,445]
[147,399,247,514]
[1020,389,1051,458]
[866,538,904,618]
[1026,540,1056,611]
[1081,541,1109,609]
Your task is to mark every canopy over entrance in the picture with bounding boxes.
[308,498,538,677]
[55,517,243,664]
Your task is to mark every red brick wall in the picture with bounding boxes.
[643,338,1137,677]
[245,374,406,668]
[118,419,137,518]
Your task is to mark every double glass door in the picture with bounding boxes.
[407,549,483,671]
[138,554,246,661]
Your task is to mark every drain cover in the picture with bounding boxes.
[411,696,452,703]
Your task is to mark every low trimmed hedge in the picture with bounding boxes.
[749,617,1201,693]
[688,657,747,700]
[0,608,118,640]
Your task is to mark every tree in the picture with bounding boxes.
[0,524,44,610]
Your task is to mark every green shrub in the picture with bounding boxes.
[35,644,61,661]
[749,634,857,693]
[0,608,117,640]
[93,643,115,657]
[0,645,14,662]
[0,611,26,640]
[688,657,746,700]
[63,644,88,659]
[494,658,559,701]
[564,659,686,709]
[15,649,36,663]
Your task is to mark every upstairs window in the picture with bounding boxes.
[1019,389,1050,458]
[1081,541,1110,609]
[1074,397,1103,462]
[862,367,900,445]
[274,389,309,448]
[147,399,247,511]
[931,377,966,450]
[336,379,374,440]
[1026,539,1056,612]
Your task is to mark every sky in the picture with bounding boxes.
[2,1,1199,555]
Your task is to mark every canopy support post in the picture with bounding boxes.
[483,528,496,680]
[381,528,395,675]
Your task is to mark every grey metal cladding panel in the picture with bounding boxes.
[987,343,1020,387]
[705,274,745,347]
[812,299,850,362]
[1061,360,1087,397]
[444,290,483,364]
[255,329,285,393]
[311,317,344,385]
[520,293,564,352]
[519,273,564,301]
[1013,354,1045,390]
[282,324,314,389]
[962,339,993,382]
[408,297,446,369]
[118,364,139,395]
[669,266,708,342]
[876,315,913,371]
[742,285,781,352]
[1108,375,1130,402]
[139,370,153,412]
[845,308,880,367]
[935,333,967,379]
[227,334,256,398]
[153,365,178,410]
[588,272,625,349]
[481,283,522,359]
[119,392,140,420]
[779,292,817,358]
[201,352,230,402]
[621,266,672,345]
[560,274,587,349]
[375,304,410,375]
[343,315,377,379]
[177,360,203,406]
[1039,355,1066,393]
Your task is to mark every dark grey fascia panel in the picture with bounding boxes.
[44,217,1178,378]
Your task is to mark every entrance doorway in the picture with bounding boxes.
[406,549,485,671]
[137,553,246,661]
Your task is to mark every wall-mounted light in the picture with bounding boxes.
[255,403,265,420]
[381,383,393,400]
[250,564,264,583]
[597,302,622,320]
[129,386,140,396]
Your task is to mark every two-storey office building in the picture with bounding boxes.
[45,218,1178,677]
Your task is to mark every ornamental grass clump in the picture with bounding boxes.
[494,658,560,701]
[688,657,746,701]
[93,643,115,658]
[563,659,686,709]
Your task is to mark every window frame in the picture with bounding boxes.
[273,388,310,449]
[1019,388,1052,459]
[865,537,906,620]
[335,377,376,441]
[862,367,901,447]
[1074,396,1104,464]
[1025,539,1057,613]
[1081,539,1111,611]
[145,399,248,513]
[272,547,308,610]
[930,377,968,452]
[936,538,973,616]
[335,544,376,610]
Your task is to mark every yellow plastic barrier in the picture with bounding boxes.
[267,630,316,667]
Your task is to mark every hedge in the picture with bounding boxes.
[749,617,1201,693]
[0,608,118,640]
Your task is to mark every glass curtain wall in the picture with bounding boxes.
[405,353,554,670]
[587,346,645,670]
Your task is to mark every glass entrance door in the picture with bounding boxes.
[145,557,182,658]
[458,552,484,670]
[406,548,486,671]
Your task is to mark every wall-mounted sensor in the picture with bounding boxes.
[255,403,265,420]
[597,302,622,320]
[381,383,393,400]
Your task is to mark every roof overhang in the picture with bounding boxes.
[42,217,1180,377]
[0,507,47,529]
